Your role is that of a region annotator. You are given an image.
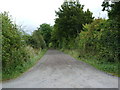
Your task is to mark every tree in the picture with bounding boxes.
[101,1,120,62]
[38,23,52,47]
[54,0,93,48]
[31,30,46,49]
[102,1,120,22]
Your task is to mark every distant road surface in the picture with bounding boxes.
[2,50,118,88]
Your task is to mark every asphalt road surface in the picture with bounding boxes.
[2,50,118,88]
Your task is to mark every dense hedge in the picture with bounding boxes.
[75,18,119,62]
[1,12,30,75]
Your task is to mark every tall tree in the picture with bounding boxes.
[54,0,93,48]
[38,23,52,47]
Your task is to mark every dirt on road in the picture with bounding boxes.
[2,50,118,88]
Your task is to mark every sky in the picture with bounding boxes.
[0,0,108,34]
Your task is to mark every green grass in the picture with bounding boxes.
[62,49,119,77]
[2,49,47,81]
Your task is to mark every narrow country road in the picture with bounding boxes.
[2,50,118,88]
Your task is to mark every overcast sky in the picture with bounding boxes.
[0,0,108,34]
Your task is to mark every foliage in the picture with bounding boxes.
[102,1,120,62]
[99,20,119,62]
[51,0,119,64]
[22,34,32,45]
[1,0,120,80]
[1,12,47,81]
[37,23,52,47]
[31,30,46,49]
[1,12,30,76]
[75,18,119,62]
[23,30,46,49]
[102,1,120,22]
[60,1,120,76]
[52,0,93,48]
[2,47,47,80]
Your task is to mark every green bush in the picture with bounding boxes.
[75,18,119,63]
[31,30,46,49]
[1,12,30,75]
[98,20,119,62]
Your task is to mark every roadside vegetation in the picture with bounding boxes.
[1,12,48,81]
[1,0,120,81]
[50,1,120,76]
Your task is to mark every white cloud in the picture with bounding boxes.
[0,0,108,34]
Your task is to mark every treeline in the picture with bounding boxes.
[1,0,120,79]
[48,1,119,75]
[51,1,93,48]
[49,1,119,62]
[24,23,52,49]
[1,12,47,80]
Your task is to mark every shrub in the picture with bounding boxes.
[76,18,119,62]
[1,12,30,74]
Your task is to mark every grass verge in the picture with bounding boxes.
[62,49,119,77]
[2,49,47,81]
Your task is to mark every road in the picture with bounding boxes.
[2,50,118,88]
